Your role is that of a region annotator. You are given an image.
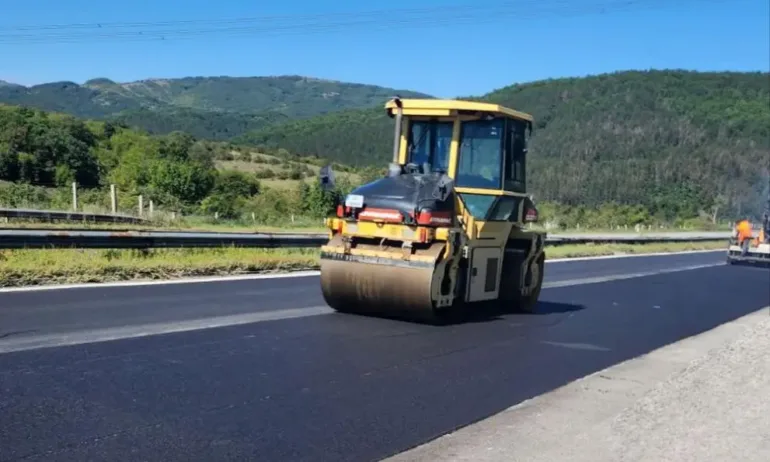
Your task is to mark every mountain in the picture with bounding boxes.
[0,75,431,140]
[0,80,23,89]
[109,107,292,141]
[237,69,770,219]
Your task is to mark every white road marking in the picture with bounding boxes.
[0,306,334,354]
[542,263,723,289]
[0,259,725,354]
[540,341,611,352]
[0,270,322,293]
[0,249,724,294]
[544,248,723,263]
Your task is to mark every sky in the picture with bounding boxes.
[0,0,768,97]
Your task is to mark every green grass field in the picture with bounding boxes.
[214,150,362,191]
[0,240,726,288]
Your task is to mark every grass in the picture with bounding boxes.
[543,240,726,258]
[214,152,362,191]
[0,240,726,289]
[0,247,320,288]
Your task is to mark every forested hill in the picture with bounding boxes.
[0,76,431,140]
[239,70,770,219]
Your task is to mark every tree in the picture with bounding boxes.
[303,180,338,218]
[159,131,196,162]
[0,143,19,181]
[149,160,216,205]
[212,170,261,197]
[197,170,262,219]
[200,193,245,220]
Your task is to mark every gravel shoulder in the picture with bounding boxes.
[385,306,770,462]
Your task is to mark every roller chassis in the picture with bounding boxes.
[426,226,547,315]
[319,222,546,321]
[726,240,770,267]
[501,228,547,312]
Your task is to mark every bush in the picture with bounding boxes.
[212,170,260,197]
[254,169,276,179]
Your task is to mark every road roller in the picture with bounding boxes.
[727,178,770,268]
[319,97,547,321]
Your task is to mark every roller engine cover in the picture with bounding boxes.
[346,170,455,224]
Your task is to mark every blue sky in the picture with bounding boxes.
[0,0,768,97]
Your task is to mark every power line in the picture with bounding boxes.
[0,0,721,45]
[1,3,522,31]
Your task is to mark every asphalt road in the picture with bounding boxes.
[1,250,768,462]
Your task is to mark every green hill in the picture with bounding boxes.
[238,69,770,220]
[237,107,393,167]
[0,75,431,140]
[109,107,290,141]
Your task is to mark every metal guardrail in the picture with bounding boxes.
[0,229,327,249]
[0,208,146,225]
[0,228,732,250]
[544,231,732,244]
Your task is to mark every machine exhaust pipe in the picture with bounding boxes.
[391,97,404,164]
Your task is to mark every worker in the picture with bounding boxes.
[734,219,753,255]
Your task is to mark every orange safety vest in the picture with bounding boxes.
[736,220,753,243]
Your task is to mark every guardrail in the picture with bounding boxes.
[0,229,327,249]
[544,231,731,244]
[0,228,732,250]
[0,208,147,225]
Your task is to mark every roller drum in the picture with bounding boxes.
[319,252,440,321]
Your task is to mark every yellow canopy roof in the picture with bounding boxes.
[385,98,533,122]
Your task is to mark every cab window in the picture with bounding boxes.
[407,120,453,173]
[456,119,503,189]
[504,119,527,192]
[459,194,496,219]
[459,194,522,222]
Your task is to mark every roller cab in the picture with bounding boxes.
[320,98,547,321]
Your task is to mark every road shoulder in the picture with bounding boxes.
[0,249,724,293]
[385,306,770,462]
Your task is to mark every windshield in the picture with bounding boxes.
[407,120,453,173]
[456,119,503,189]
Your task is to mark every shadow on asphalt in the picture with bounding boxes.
[528,300,588,315]
[334,300,586,327]
[441,300,587,325]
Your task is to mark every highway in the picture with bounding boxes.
[1,250,768,462]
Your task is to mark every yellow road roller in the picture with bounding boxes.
[319,97,546,321]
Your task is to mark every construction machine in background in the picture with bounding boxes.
[727,178,770,267]
[318,97,546,322]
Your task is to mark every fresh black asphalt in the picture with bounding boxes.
[1,251,768,461]
[0,251,725,338]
